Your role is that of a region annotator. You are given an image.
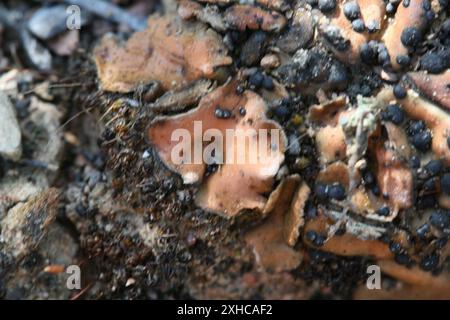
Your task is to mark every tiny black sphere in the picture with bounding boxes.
[396,54,411,67]
[420,52,446,74]
[315,183,329,201]
[411,130,432,152]
[393,84,407,99]
[249,71,264,88]
[352,19,365,32]
[386,2,396,14]
[262,76,274,90]
[328,183,346,200]
[424,159,443,176]
[429,210,450,229]
[376,206,390,216]
[401,27,422,48]
[440,173,450,195]
[318,0,337,12]
[410,155,421,168]
[408,120,426,136]
[421,254,439,271]
[343,1,360,20]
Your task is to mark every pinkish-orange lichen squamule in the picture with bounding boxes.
[147,80,286,217]
[94,14,232,93]
[407,70,450,110]
[245,175,308,272]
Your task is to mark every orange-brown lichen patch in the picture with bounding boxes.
[376,260,450,294]
[318,1,368,64]
[383,122,412,160]
[407,70,450,110]
[148,80,287,217]
[308,96,347,125]
[382,0,427,70]
[93,14,232,93]
[377,87,450,164]
[315,126,347,164]
[438,193,450,209]
[354,278,450,299]
[316,161,350,189]
[309,96,348,164]
[256,0,290,11]
[178,0,227,31]
[303,212,392,259]
[284,182,310,246]
[349,186,375,213]
[224,5,287,32]
[375,141,414,210]
[244,175,304,272]
[358,0,386,33]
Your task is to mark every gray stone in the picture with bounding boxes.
[28,5,88,40]
[0,91,22,160]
